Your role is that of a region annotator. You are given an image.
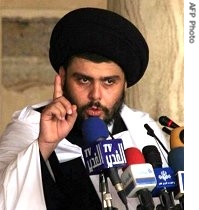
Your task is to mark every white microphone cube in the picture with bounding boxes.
[121,163,157,197]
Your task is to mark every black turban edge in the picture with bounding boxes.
[49,7,149,88]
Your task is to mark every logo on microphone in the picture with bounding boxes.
[158,170,172,182]
[83,139,127,175]
[152,167,177,196]
[155,167,176,186]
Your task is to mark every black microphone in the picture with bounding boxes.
[81,117,128,209]
[144,124,169,155]
[159,116,179,129]
[142,145,177,210]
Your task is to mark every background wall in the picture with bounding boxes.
[0,0,184,134]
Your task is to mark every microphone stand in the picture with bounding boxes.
[99,173,118,210]
[174,195,184,210]
[136,188,155,210]
[156,190,176,210]
[178,195,184,210]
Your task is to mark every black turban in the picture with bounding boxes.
[49,7,149,88]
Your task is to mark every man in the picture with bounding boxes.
[0,7,170,210]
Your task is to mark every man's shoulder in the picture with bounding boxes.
[120,104,158,130]
[121,104,151,119]
[12,100,52,122]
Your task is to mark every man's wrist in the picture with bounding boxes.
[38,141,57,161]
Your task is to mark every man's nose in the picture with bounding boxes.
[88,82,102,101]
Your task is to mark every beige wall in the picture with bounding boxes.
[0,0,184,134]
[108,0,184,126]
[0,1,107,133]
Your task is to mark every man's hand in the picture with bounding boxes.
[38,74,77,160]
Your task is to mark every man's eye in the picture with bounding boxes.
[79,77,89,83]
[104,79,115,85]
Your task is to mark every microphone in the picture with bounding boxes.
[81,117,128,208]
[168,127,184,209]
[159,115,184,145]
[169,126,184,148]
[142,145,177,209]
[144,124,169,155]
[121,147,156,210]
[159,116,179,129]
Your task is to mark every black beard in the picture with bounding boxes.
[77,94,125,125]
[63,84,125,125]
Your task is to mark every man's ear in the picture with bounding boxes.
[59,66,66,89]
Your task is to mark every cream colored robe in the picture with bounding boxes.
[0,101,170,210]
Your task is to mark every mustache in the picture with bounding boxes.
[87,101,101,108]
[78,101,109,114]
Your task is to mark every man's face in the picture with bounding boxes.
[61,57,126,124]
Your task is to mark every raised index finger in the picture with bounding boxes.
[53,74,63,99]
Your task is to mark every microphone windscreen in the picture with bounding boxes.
[142,145,162,168]
[168,147,184,173]
[82,116,109,145]
[159,116,179,128]
[159,116,169,126]
[124,147,145,166]
[170,126,184,148]
[179,129,184,144]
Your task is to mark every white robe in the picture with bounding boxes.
[0,101,170,210]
